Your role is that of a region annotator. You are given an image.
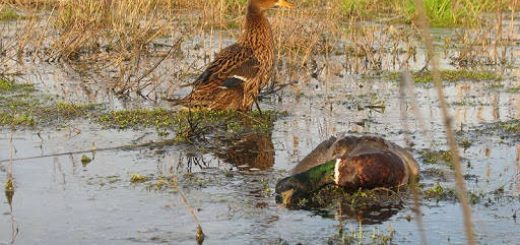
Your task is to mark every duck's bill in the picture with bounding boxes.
[275,0,295,8]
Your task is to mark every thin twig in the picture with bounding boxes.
[0,139,176,164]
[399,71,428,245]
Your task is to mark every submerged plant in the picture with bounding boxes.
[130,173,149,184]
[80,155,92,167]
[389,70,502,83]
[4,177,14,205]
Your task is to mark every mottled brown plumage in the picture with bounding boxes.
[214,133,274,170]
[181,0,294,111]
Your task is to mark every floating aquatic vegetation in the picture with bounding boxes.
[130,173,149,184]
[419,149,458,169]
[388,70,502,83]
[80,155,92,167]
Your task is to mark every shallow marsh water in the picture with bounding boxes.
[1,26,520,245]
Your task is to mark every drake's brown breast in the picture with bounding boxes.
[336,151,406,190]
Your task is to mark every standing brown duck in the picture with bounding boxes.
[181,0,295,111]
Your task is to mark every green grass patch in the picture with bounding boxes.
[402,0,495,27]
[419,149,454,168]
[424,183,457,200]
[0,6,21,21]
[53,102,97,119]
[98,109,278,143]
[0,80,98,127]
[0,112,35,127]
[494,119,520,134]
[389,70,502,83]
[0,79,14,91]
[0,79,36,93]
[341,0,508,27]
[424,183,483,204]
[506,86,520,93]
[98,108,177,129]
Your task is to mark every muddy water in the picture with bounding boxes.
[2,41,520,245]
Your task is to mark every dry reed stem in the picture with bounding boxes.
[399,72,428,245]
[414,1,476,244]
[6,132,14,193]
[6,131,18,243]
[177,182,205,244]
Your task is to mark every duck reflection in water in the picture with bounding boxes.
[214,132,275,170]
[175,129,274,172]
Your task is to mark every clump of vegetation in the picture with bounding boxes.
[260,178,272,197]
[51,0,167,60]
[196,224,205,245]
[98,108,176,130]
[80,154,92,166]
[424,183,457,200]
[4,177,14,205]
[403,0,505,27]
[331,223,395,245]
[0,82,96,127]
[389,70,502,83]
[145,176,178,191]
[0,113,35,126]
[424,183,483,204]
[4,178,14,193]
[0,6,21,21]
[130,173,149,184]
[282,184,404,215]
[341,0,508,27]
[506,86,520,93]
[54,102,97,119]
[420,149,454,168]
[0,79,98,127]
[496,119,520,133]
[459,138,473,150]
[98,108,277,143]
[456,119,520,143]
[0,79,14,91]
[0,79,35,94]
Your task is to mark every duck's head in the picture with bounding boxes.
[250,0,296,11]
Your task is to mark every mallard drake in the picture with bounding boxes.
[276,135,420,206]
[181,0,295,111]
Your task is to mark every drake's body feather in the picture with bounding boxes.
[276,135,420,206]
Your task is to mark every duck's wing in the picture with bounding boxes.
[290,136,338,175]
[193,44,259,89]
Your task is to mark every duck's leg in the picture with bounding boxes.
[254,98,262,115]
